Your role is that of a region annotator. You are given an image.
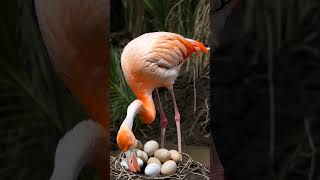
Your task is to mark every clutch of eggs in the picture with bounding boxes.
[120,140,182,177]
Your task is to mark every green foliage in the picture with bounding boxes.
[0,0,94,179]
[143,0,170,32]
[121,0,145,38]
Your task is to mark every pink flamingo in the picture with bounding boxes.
[116,32,208,172]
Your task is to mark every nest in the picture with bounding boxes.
[110,153,210,180]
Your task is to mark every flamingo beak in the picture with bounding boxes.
[125,149,140,173]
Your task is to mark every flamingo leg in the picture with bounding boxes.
[168,88,182,153]
[212,141,224,180]
[154,88,168,148]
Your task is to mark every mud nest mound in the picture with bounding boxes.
[110,152,210,180]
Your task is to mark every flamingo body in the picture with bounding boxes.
[117,32,208,172]
[120,32,207,123]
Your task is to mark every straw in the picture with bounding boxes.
[110,152,210,180]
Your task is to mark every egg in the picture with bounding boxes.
[154,149,171,163]
[120,160,129,170]
[144,140,159,156]
[161,160,177,175]
[169,150,181,162]
[136,150,148,163]
[145,163,161,177]
[136,140,143,150]
[137,157,144,168]
[147,157,162,166]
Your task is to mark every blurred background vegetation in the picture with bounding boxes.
[110,0,211,149]
[213,0,320,179]
[0,0,98,179]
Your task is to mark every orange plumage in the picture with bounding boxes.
[34,0,109,179]
[117,32,208,172]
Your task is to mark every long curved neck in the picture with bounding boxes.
[51,160,82,180]
[120,92,156,131]
[137,92,156,124]
[50,120,106,180]
[120,100,143,130]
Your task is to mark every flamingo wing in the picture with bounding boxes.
[143,32,188,67]
[142,32,207,69]
[121,32,208,91]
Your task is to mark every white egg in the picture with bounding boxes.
[137,157,144,168]
[144,140,159,156]
[120,160,129,170]
[154,149,171,163]
[144,163,161,177]
[161,160,177,175]
[137,150,148,163]
[169,150,181,162]
[147,157,162,166]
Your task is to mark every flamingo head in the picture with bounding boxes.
[117,125,140,172]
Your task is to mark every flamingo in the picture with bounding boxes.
[34,0,108,179]
[116,32,208,172]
